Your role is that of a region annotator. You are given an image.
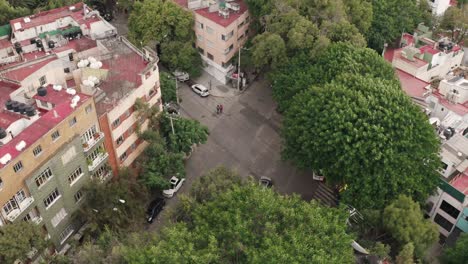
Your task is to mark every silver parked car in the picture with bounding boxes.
[173,70,190,82]
[191,84,210,97]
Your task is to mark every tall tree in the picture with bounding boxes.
[396,243,415,264]
[251,32,287,69]
[124,183,355,263]
[367,0,428,52]
[383,195,438,259]
[0,221,48,263]
[159,72,177,103]
[0,0,29,25]
[440,233,468,264]
[439,6,468,44]
[128,0,201,76]
[281,74,441,209]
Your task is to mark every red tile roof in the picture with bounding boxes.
[0,38,11,49]
[2,57,56,81]
[394,48,428,68]
[0,111,23,129]
[402,33,415,46]
[195,0,248,27]
[396,69,430,98]
[0,89,91,169]
[384,48,395,63]
[53,37,97,53]
[433,91,468,115]
[10,3,86,32]
[452,170,468,196]
[33,84,72,105]
[420,45,440,55]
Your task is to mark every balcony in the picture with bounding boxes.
[88,152,109,171]
[3,196,35,222]
[31,216,43,225]
[82,132,105,152]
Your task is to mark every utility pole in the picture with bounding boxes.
[169,115,175,135]
[237,46,241,91]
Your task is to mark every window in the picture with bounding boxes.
[85,104,92,113]
[116,135,124,145]
[221,34,226,41]
[207,53,214,60]
[440,201,460,219]
[23,213,32,222]
[59,225,74,244]
[44,188,60,208]
[2,199,18,215]
[81,125,97,143]
[74,189,84,203]
[68,52,74,61]
[198,47,204,55]
[93,166,109,180]
[51,130,60,141]
[112,118,121,128]
[35,167,53,188]
[196,22,203,29]
[13,161,23,173]
[39,76,47,86]
[120,151,127,162]
[127,126,134,135]
[16,189,26,203]
[434,213,454,232]
[0,177,3,189]
[197,34,203,41]
[224,44,233,54]
[51,208,67,227]
[33,145,42,157]
[206,26,213,34]
[131,142,137,150]
[64,67,70,73]
[124,109,131,117]
[68,166,83,185]
[40,100,48,108]
[69,117,77,127]
[206,40,214,48]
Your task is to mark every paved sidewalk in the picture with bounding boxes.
[193,71,241,98]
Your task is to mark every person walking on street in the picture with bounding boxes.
[216,104,220,114]
[220,104,223,114]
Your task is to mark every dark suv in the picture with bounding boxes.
[146,197,166,223]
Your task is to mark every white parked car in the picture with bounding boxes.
[173,70,190,82]
[191,84,210,97]
[163,176,185,198]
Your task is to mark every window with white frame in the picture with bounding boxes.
[93,166,108,180]
[74,189,84,203]
[23,213,32,222]
[81,125,97,144]
[33,145,42,157]
[112,118,121,128]
[51,130,60,141]
[44,188,60,208]
[16,189,26,203]
[120,151,127,162]
[51,208,67,227]
[69,117,77,127]
[35,167,53,188]
[2,199,18,215]
[39,76,47,86]
[116,135,124,146]
[206,26,213,34]
[13,161,23,173]
[40,100,48,108]
[68,166,83,185]
[59,224,74,244]
[85,104,93,113]
[224,44,233,54]
[197,34,203,41]
[206,40,214,48]
[196,22,203,29]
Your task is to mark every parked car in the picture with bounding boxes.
[191,84,210,97]
[163,176,185,198]
[173,70,190,82]
[259,176,273,188]
[146,197,166,223]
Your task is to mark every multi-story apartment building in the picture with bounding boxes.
[0,2,162,176]
[174,0,250,84]
[0,82,106,252]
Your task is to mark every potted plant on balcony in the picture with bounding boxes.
[83,142,89,149]
[87,158,93,167]
[93,132,100,140]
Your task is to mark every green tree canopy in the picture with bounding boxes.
[382,195,438,259]
[0,0,29,25]
[440,233,468,264]
[281,74,441,209]
[124,182,355,263]
[159,72,177,103]
[251,32,287,69]
[128,0,201,76]
[0,221,48,263]
[439,6,468,44]
[396,243,415,264]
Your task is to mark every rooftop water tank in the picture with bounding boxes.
[11,101,20,112]
[0,128,6,139]
[5,100,13,110]
[37,86,47,96]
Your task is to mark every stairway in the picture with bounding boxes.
[312,182,338,207]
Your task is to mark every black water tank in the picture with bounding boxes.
[443,127,455,140]
[37,86,47,96]
[5,100,13,110]
[14,42,22,53]
[11,101,20,112]
[48,41,55,49]
[0,128,6,139]
[25,106,36,117]
[18,103,27,114]
[36,39,42,48]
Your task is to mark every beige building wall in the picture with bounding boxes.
[0,98,98,204]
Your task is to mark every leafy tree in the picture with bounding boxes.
[140,140,185,190]
[367,0,428,52]
[159,72,177,103]
[396,243,415,264]
[189,167,242,203]
[281,74,441,209]
[440,233,468,264]
[321,20,366,47]
[159,114,209,155]
[343,0,373,34]
[128,0,201,76]
[0,221,48,263]
[124,183,355,263]
[382,195,438,259]
[371,242,391,260]
[78,169,149,236]
[251,32,287,69]
[0,0,29,25]
[439,6,468,44]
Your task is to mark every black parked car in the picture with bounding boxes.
[146,197,166,223]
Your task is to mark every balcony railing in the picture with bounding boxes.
[3,197,35,222]
[88,152,109,171]
[32,216,43,225]
[83,132,105,152]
